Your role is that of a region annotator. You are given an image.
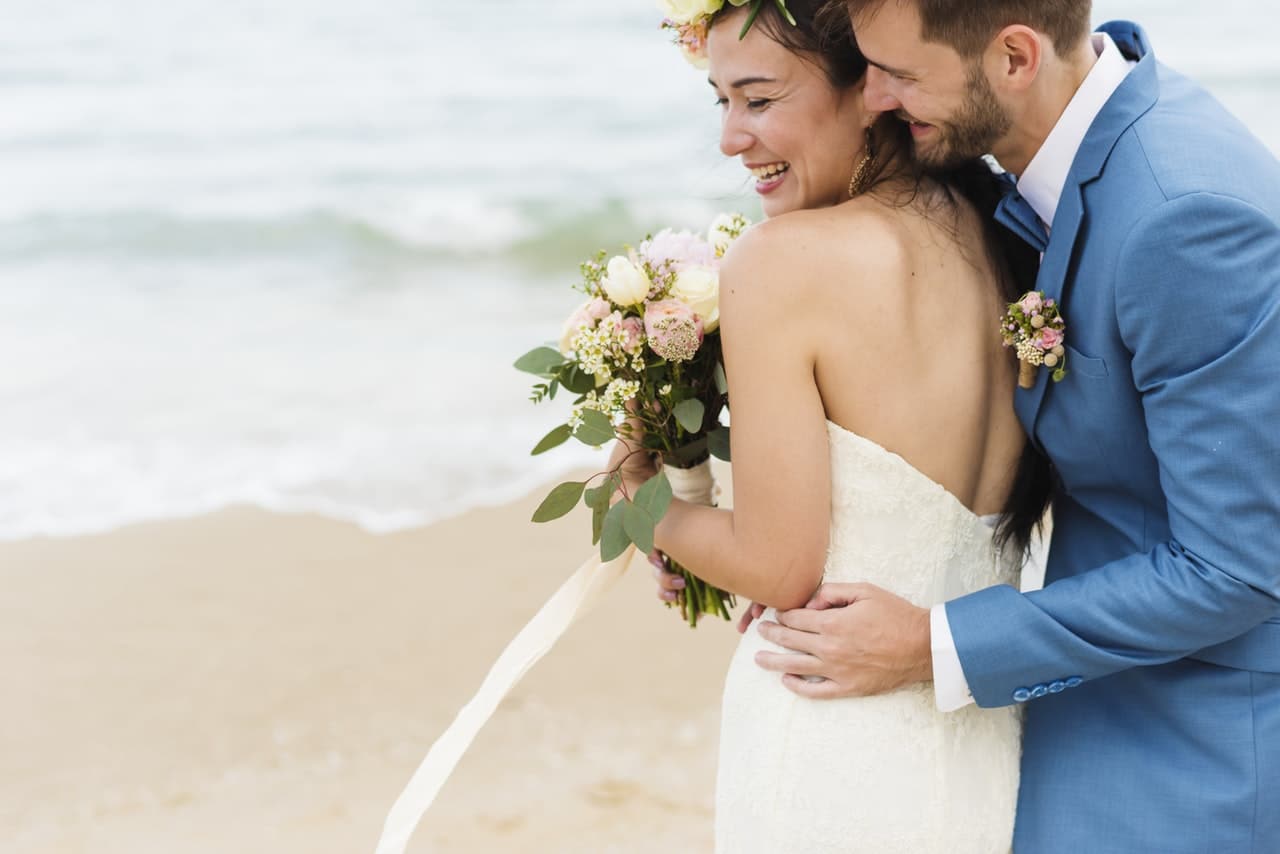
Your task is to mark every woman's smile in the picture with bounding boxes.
[747,160,791,194]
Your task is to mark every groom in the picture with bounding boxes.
[747,2,1280,851]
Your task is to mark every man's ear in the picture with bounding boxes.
[985,25,1043,94]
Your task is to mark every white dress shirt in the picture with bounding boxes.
[930,33,1134,712]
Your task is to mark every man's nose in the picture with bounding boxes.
[863,66,901,112]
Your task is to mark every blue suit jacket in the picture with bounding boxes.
[946,22,1280,853]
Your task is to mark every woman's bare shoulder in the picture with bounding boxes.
[719,201,918,315]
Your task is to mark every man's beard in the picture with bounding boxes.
[913,63,1012,172]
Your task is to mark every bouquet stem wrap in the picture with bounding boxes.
[663,460,735,626]
[665,459,715,505]
[373,546,641,854]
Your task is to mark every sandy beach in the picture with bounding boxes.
[2,465,742,854]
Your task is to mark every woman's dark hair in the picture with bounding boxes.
[713,0,1055,560]
[948,161,1055,559]
[710,0,867,89]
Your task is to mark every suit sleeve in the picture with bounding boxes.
[946,192,1280,708]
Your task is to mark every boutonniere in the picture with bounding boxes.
[1001,291,1067,388]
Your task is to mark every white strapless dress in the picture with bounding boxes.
[715,421,1022,853]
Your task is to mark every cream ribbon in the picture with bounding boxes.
[374,461,716,853]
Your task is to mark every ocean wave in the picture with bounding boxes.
[0,432,604,542]
[0,197,739,269]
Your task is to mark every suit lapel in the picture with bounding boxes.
[1015,22,1160,442]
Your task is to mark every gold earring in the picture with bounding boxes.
[848,127,876,198]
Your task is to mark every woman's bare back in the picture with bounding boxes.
[805,183,1024,516]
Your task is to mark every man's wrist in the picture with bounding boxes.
[911,604,934,684]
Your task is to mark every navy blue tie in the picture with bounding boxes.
[994,172,1049,253]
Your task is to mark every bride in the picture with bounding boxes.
[614,1,1049,851]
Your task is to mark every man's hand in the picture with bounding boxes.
[754,582,933,699]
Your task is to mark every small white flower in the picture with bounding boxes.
[708,212,751,258]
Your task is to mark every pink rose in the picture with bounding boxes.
[620,315,645,353]
[1037,327,1064,350]
[644,299,703,363]
[1019,292,1043,314]
[640,229,714,272]
[558,301,595,355]
[587,297,612,320]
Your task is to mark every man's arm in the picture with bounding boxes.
[759,193,1280,704]
[947,192,1280,707]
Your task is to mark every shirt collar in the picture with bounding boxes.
[1017,32,1133,228]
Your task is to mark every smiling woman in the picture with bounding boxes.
[705,0,882,215]
[613,1,1049,852]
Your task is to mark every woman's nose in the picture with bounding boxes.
[719,112,753,157]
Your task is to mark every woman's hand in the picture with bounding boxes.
[606,434,659,499]
[647,551,686,603]
[736,601,766,634]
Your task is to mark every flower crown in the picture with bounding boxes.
[659,0,797,68]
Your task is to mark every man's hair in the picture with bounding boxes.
[846,0,1093,57]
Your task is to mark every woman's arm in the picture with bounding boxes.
[622,221,833,610]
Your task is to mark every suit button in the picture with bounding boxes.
[1031,684,1049,698]
[1065,676,1084,688]
[1048,680,1067,693]
[1013,687,1032,703]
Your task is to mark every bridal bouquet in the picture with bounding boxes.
[515,213,750,626]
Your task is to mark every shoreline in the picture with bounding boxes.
[2,468,740,853]
[0,452,607,547]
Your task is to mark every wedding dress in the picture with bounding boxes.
[715,420,1023,853]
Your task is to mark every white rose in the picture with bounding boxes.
[601,256,652,307]
[656,0,722,22]
[670,266,720,333]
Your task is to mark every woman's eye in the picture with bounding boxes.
[714,97,728,107]
[747,98,770,110]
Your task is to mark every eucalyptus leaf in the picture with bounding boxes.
[591,491,608,544]
[583,472,620,506]
[530,423,572,456]
[583,471,619,510]
[668,438,708,467]
[600,500,631,561]
[531,481,586,523]
[632,470,673,523]
[708,426,732,462]
[714,362,729,394]
[622,502,656,554]
[574,409,616,446]
[514,346,565,377]
[560,365,596,394]
[673,399,706,433]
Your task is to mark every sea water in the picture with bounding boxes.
[0,0,1274,539]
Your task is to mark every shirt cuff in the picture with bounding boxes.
[930,603,976,712]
